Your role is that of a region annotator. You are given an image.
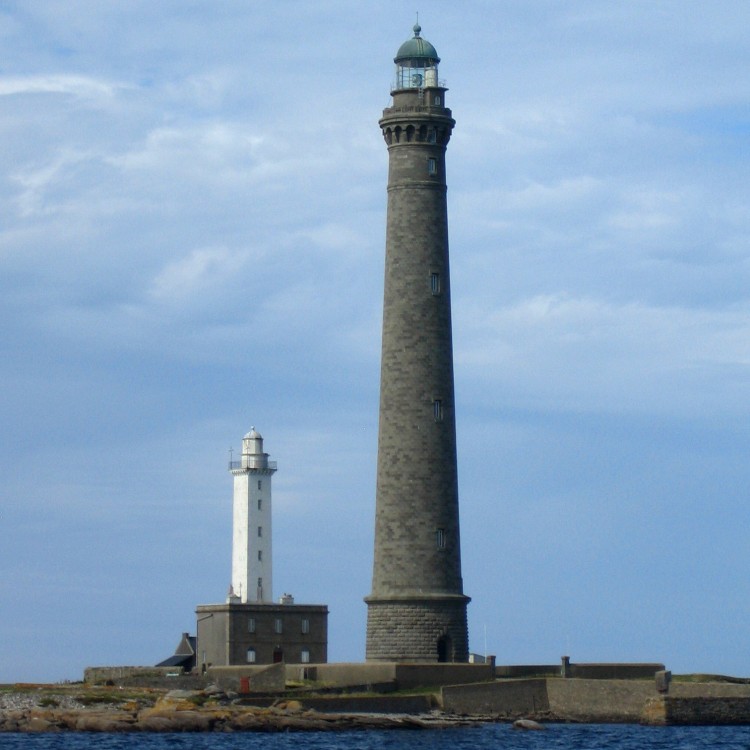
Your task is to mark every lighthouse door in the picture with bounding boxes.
[437,634,452,663]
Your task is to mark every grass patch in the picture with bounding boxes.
[1,684,47,693]
[73,688,159,707]
[673,674,750,684]
[184,693,211,707]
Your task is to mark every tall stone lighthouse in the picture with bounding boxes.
[229,428,277,603]
[365,25,470,662]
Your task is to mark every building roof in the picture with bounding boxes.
[155,653,194,669]
[395,24,439,64]
[155,632,197,670]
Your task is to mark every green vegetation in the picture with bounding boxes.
[183,692,211,707]
[74,688,158,706]
[673,674,750,684]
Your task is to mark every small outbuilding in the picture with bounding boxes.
[156,632,197,672]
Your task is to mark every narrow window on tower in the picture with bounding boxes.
[430,272,441,295]
[246,647,256,663]
[436,528,446,549]
[434,95,441,105]
[257,480,262,490]
[433,399,444,422]
[258,526,262,537]
[427,157,437,175]
[427,128,437,143]
[257,550,262,561]
[248,617,256,633]
[257,498,262,510]
[301,618,310,634]
[258,577,262,588]
[274,618,283,634]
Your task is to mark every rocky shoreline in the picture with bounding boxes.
[0,687,477,733]
[8,679,750,730]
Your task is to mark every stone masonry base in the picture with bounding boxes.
[365,596,468,662]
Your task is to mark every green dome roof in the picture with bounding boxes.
[395,24,440,63]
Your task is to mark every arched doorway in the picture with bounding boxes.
[437,634,452,663]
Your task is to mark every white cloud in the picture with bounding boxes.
[457,293,750,416]
[0,74,119,100]
[296,222,364,252]
[148,246,241,303]
[11,148,96,217]
[607,186,684,231]
[504,176,602,212]
[107,123,266,176]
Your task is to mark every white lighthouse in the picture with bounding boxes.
[229,427,277,603]
[196,428,327,666]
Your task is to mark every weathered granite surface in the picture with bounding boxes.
[0,688,474,732]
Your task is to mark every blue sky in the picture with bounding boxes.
[2,1,750,683]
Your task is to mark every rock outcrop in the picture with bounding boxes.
[0,688,473,732]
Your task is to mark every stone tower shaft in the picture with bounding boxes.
[366,25,469,663]
[374,95,460,595]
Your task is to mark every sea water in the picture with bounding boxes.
[3,724,750,750]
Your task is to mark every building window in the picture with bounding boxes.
[427,158,437,175]
[258,550,262,561]
[258,480,262,490]
[275,618,283,634]
[258,526,262,537]
[427,128,437,143]
[434,95,441,105]
[301,649,310,664]
[433,399,444,422]
[246,647,256,663]
[248,617,256,633]
[301,618,310,634]
[430,272,441,295]
[436,528,446,549]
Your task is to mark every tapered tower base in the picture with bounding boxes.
[365,595,469,662]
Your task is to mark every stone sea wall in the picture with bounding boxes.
[442,677,750,724]
[643,696,750,725]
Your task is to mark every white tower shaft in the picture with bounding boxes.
[230,428,277,603]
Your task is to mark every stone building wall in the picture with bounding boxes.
[196,602,327,668]
[84,666,207,688]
